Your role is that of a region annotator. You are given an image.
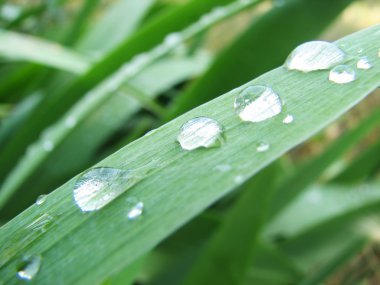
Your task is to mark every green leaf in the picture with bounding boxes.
[332,139,380,183]
[77,0,156,55]
[0,29,90,74]
[182,164,279,285]
[0,24,379,284]
[269,106,380,218]
[299,238,366,285]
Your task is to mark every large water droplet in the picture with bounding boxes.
[73,167,142,212]
[285,41,345,72]
[329,65,356,84]
[17,255,42,281]
[282,114,294,124]
[356,56,372,70]
[177,117,224,150]
[126,197,144,220]
[35,195,47,206]
[234,85,282,122]
[256,142,270,152]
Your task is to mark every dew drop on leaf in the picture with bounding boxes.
[282,114,294,124]
[234,85,282,123]
[285,41,346,72]
[17,255,42,281]
[329,65,356,84]
[356,56,372,70]
[73,167,142,212]
[177,117,224,151]
[256,142,270,152]
[35,195,47,206]
[126,197,144,220]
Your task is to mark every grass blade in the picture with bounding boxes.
[0,24,379,284]
[0,29,90,74]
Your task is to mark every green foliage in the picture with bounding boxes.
[0,0,380,284]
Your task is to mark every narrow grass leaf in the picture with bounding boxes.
[0,29,90,74]
[0,25,379,284]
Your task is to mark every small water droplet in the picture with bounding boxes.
[17,255,42,281]
[73,167,143,212]
[177,117,224,151]
[356,56,372,70]
[214,164,232,172]
[235,85,282,122]
[35,195,47,206]
[41,140,54,152]
[285,41,346,72]
[126,197,144,220]
[64,116,77,128]
[329,65,356,84]
[282,114,294,124]
[256,142,270,152]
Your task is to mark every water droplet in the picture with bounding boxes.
[356,56,372,70]
[329,65,356,84]
[17,255,42,281]
[177,117,224,151]
[285,41,345,72]
[35,195,47,206]
[234,85,282,122]
[41,140,54,152]
[64,116,77,128]
[282,114,294,124]
[378,49,380,58]
[126,197,144,220]
[256,142,270,152]
[73,167,143,212]
[164,33,182,48]
[214,164,232,172]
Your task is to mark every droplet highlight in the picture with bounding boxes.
[126,197,144,220]
[177,117,224,151]
[329,65,356,84]
[356,56,372,70]
[73,167,142,212]
[35,195,47,206]
[282,114,294,124]
[256,142,270,152]
[17,255,42,281]
[234,85,282,123]
[285,41,345,72]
